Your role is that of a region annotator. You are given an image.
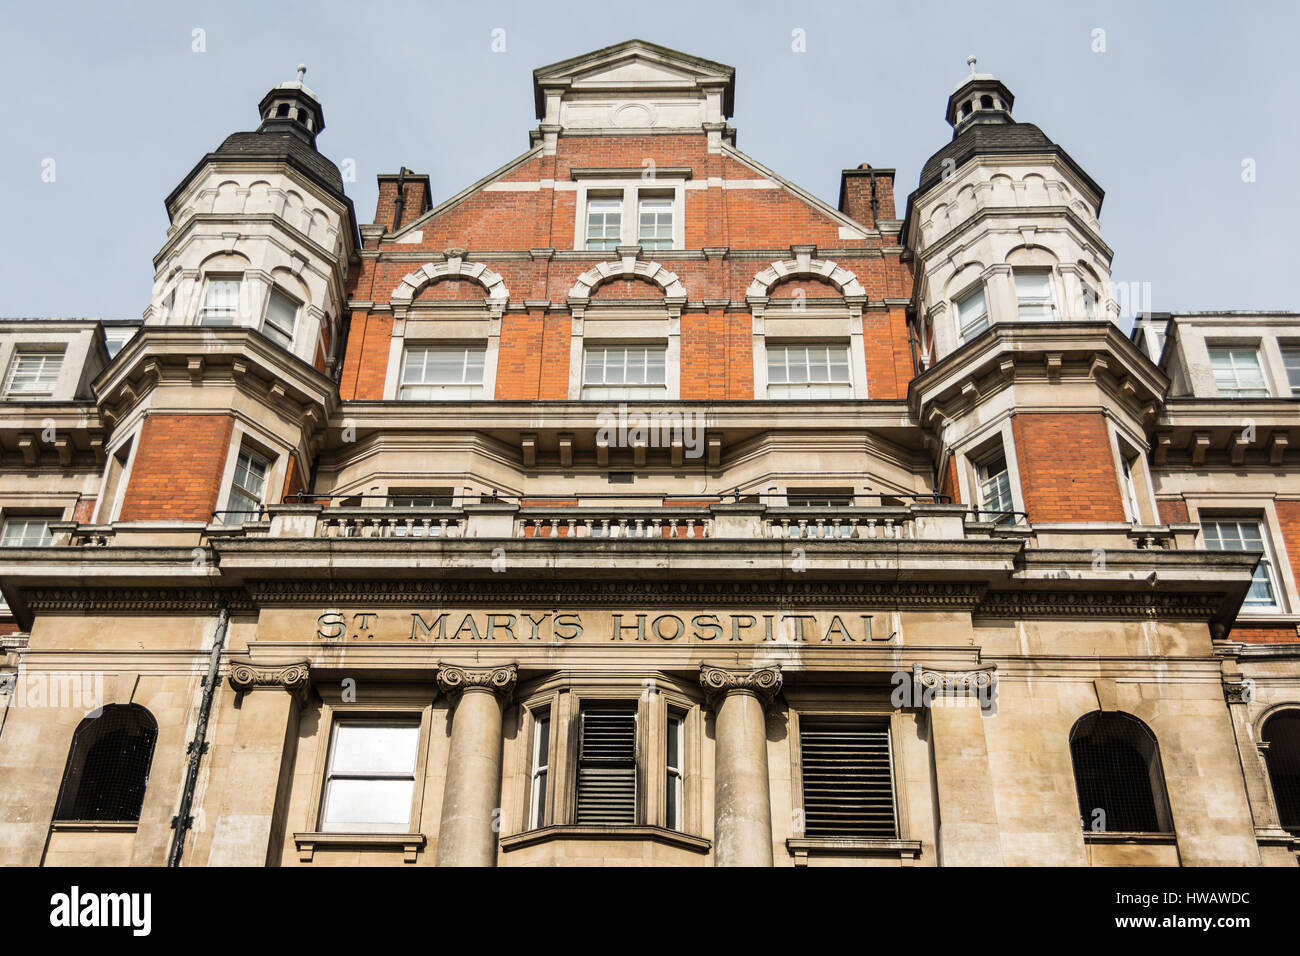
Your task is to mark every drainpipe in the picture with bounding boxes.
[392,166,410,233]
[167,602,229,867]
[868,167,879,227]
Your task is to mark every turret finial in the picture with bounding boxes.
[967,55,977,76]
[297,63,307,84]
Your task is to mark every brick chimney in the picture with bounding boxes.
[375,168,433,233]
[838,164,896,229]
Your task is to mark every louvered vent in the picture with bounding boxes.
[799,720,897,837]
[576,705,637,825]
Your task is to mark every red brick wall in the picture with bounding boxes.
[72,497,96,524]
[1010,412,1125,523]
[1156,498,1189,524]
[281,455,305,503]
[939,453,961,505]
[342,129,914,403]
[340,312,393,401]
[1275,500,1300,604]
[119,414,234,521]
[1231,624,1300,644]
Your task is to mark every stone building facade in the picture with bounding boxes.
[0,41,1297,867]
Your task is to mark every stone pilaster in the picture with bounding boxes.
[915,665,1005,866]
[207,660,310,866]
[700,664,782,867]
[435,663,517,867]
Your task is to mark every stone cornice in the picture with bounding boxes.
[699,663,783,708]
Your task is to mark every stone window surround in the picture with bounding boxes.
[186,268,327,363]
[1107,419,1158,527]
[0,331,89,402]
[213,422,289,524]
[93,424,142,525]
[783,694,920,862]
[949,414,1028,519]
[295,694,436,862]
[510,676,703,838]
[572,177,687,252]
[1185,498,1296,617]
[746,252,869,401]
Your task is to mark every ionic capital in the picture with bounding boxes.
[437,663,517,705]
[228,660,311,705]
[699,664,783,710]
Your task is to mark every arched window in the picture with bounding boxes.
[276,103,290,117]
[53,704,158,822]
[1070,711,1172,833]
[980,94,994,109]
[1262,711,1300,832]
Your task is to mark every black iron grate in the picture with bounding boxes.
[1071,712,1167,833]
[800,720,897,837]
[1263,712,1300,832]
[55,704,157,822]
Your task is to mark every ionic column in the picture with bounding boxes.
[208,661,310,866]
[435,663,517,867]
[700,663,782,867]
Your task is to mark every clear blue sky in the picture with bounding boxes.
[1,0,1296,318]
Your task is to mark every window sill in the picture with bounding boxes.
[500,824,710,854]
[49,821,138,833]
[786,837,923,865]
[293,831,427,863]
[1082,831,1176,845]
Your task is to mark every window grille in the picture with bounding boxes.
[54,704,158,822]
[1263,712,1300,833]
[799,719,897,837]
[1070,712,1170,833]
[575,704,637,825]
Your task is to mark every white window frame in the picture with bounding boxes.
[637,194,674,251]
[223,445,271,524]
[1202,517,1286,612]
[955,284,989,341]
[3,349,65,398]
[665,712,685,832]
[1282,345,1300,397]
[1208,345,1269,398]
[262,287,300,349]
[584,195,623,252]
[976,450,1014,521]
[1013,268,1057,321]
[581,344,667,400]
[574,180,686,252]
[399,346,487,400]
[765,342,853,400]
[0,514,60,547]
[199,276,243,326]
[528,711,551,830]
[319,718,423,834]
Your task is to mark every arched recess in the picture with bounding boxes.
[567,259,686,299]
[1069,710,1173,834]
[1259,707,1300,832]
[746,254,869,400]
[391,256,510,307]
[745,256,866,299]
[385,256,511,401]
[566,259,687,400]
